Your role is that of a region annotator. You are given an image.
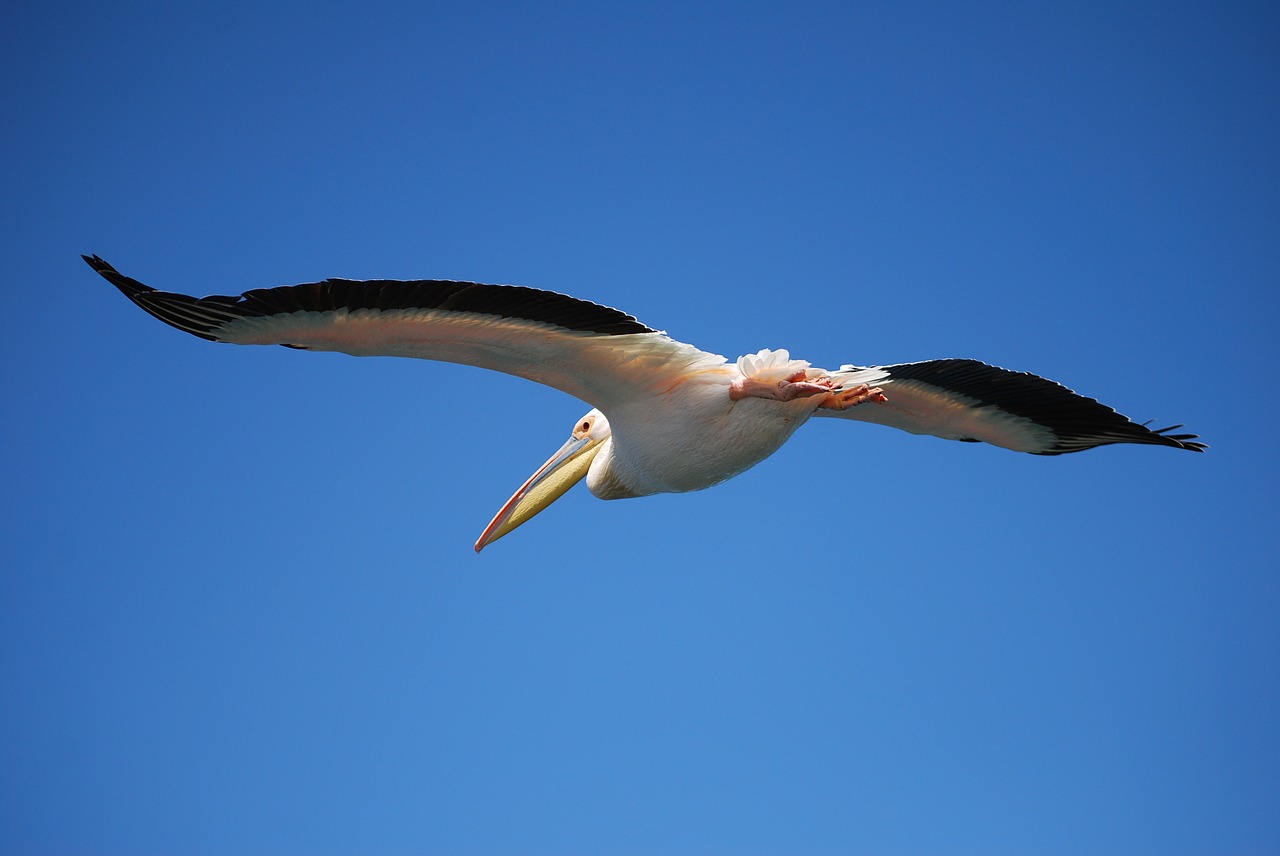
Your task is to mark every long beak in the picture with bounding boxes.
[474,433,605,552]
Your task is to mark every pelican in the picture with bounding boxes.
[83,255,1205,551]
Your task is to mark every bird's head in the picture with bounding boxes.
[474,408,612,552]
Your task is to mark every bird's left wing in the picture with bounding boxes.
[84,256,725,411]
[816,358,1205,454]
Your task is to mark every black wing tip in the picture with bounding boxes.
[82,253,128,283]
[1035,417,1208,456]
[84,254,226,341]
[886,359,1207,456]
[1037,431,1208,455]
[82,253,157,300]
[83,255,657,339]
[1032,418,1208,455]
[81,253,117,279]
[1149,424,1209,452]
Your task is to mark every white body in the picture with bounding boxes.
[83,255,1204,550]
[588,373,818,498]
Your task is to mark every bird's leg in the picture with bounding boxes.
[729,371,887,409]
[818,383,888,411]
[730,370,833,402]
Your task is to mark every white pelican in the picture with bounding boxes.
[84,255,1205,551]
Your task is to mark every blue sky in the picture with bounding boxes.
[3,1,1278,853]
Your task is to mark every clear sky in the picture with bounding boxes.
[3,2,1278,853]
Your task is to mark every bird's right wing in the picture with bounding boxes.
[84,255,726,413]
[816,358,1205,454]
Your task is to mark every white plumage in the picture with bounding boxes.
[84,255,1204,550]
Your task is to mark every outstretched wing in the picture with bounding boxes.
[84,255,725,412]
[818,358,1205,454]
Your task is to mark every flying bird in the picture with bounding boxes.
[84,255,1204,551]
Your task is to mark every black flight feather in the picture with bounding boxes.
[82,255,655,340]
[880,358,1206,454]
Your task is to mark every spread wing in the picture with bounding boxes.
[819,358,1205,454]
[84,255,725,412]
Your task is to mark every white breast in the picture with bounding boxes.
[586,371,820,499]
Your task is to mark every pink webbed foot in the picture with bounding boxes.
[729,370,887,409]
[818,383,888,411]
[730,370,835,402]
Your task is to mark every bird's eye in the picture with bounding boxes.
[581,420,591,432]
